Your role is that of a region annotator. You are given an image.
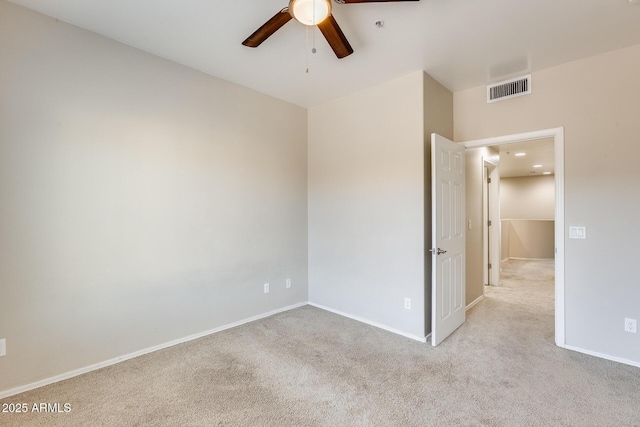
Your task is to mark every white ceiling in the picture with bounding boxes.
[498,138,555,178]
[8,0,640,108]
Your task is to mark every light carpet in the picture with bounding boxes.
[1,259,639,426]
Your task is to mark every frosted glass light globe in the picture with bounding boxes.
[289,0,331,26]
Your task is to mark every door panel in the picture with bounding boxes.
[431,133,466,346]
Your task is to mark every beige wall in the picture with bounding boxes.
[423,73,454,140]
[464,147,499,304]
[500,175,555,260]
[455,43,640,363]
[502,220,555,259]
[501,220,510,261]
[501,176,555,220]
[308,71,452,339]
[0,2,308,393]
[308,72,426,338]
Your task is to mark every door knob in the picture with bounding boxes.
[429,248,447,255]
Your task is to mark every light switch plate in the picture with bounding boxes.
[569,226,586,239]
[0,339,6,357]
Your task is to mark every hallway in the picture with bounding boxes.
[467,258,557,351]
[487,258,556,342]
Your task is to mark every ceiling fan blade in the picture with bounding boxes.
[317,14,354,59]
[242,9,292,48]
[338,0,419,3]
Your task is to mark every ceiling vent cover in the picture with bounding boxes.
[487,74,531,103]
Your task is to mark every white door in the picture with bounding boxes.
[431,133,466,346]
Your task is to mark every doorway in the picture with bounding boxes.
[464,127,565,347]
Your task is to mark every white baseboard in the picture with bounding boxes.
[563,345,640,369]
[308,302,427,343]
[0,302,307,400]
[506,257,555,261]
[466,295,485,311]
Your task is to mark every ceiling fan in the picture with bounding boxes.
[242,0,419,59]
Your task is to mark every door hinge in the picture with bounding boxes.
[488,220,492,226]
[488,263,492,269]
[487,177,492,184]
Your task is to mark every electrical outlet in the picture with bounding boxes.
[404,298,411,310]
[264,283,269,294]
[624,318,637,333]
[0,339,6,357]
[286,279,291,289]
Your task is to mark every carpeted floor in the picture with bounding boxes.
[2,259,640,426]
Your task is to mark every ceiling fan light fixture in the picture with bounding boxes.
[289,0,332,26]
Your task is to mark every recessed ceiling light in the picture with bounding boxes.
[533,164,542,168]
[515,152,526,157]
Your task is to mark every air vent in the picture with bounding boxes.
[487,74,531,103]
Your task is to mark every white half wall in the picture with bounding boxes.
[500,175,555,259]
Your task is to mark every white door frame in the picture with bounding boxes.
[463,127,565,347]
[482,159,500,287]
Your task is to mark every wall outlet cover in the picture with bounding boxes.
[625,318,637,333]
[264,283,269,294]
[0,339,6,357]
